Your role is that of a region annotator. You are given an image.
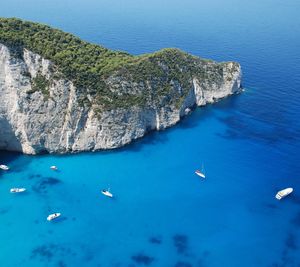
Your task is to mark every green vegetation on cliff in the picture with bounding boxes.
[0,18,228,110]
[0,18,132,91]
[27,73,50,99]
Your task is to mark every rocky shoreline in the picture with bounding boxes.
[0,43,242,154]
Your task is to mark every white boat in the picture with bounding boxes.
[184,108,192,115]
[0,164,9,171]
[101,189,113,198]
[195,170,205,178]
[276,188,293,200]
[50,166,58,171]
[47,213,61,221]
[10,188,26,193]
[195,164,206,178]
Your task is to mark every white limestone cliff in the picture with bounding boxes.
[0,44,242,154]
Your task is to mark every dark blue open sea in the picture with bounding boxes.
[1,0,300,266]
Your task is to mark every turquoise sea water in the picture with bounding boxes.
[1,0,300,266]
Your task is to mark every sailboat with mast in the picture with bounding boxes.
[195,164,206,178]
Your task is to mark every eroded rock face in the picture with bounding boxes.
[0,44,242,154]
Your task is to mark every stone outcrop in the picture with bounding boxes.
[0,43,242,154]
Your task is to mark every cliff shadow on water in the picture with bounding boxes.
[0,118,23,173]
[108,102,216,153]
[0,117,23,151]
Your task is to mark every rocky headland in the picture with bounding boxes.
[0,18,242,154]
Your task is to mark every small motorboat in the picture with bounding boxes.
[47,213,61,221]
[276,188,293,200]
[50,166,58,171]
[10,188,26,193]
[0,164,9,171]
[101,189,113,198]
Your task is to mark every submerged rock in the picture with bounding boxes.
[131,253,155,265]
[149,236,162,244]
[173,234,189,255]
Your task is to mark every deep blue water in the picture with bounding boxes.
[1,0,300,266]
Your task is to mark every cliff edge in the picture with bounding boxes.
[0,18,242,154]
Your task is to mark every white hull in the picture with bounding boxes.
[276,188,293,200]
[10,188,26,193]
[195,170,205,178]
[0,164,9,170]
[47,213,61,221]
[101,190,113,198]
[50,166,58,171]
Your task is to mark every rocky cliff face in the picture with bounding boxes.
[0,43,242,154]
